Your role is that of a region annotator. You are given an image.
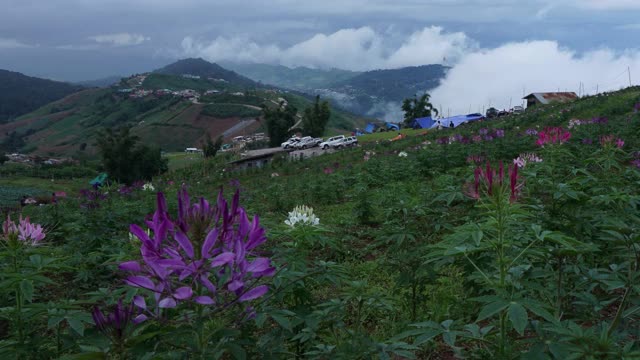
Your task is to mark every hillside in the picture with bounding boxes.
[0,68,363,156]
[0,69,84,123]
[220,62,359,91]
[5,86,640,358]
[154,58,256,88]
[226,62,448,120]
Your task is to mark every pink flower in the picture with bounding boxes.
[323,167,334,174]
[536,127,571,147]
[616,139,625,148]
[2,215,45,245]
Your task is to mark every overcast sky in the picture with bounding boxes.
[2,0,640,113]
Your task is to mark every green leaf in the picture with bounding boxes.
[67,318,85,337]
[226,343,246,360]
[477,301,509,322]
[48,316,65,329]
[271,314,292,332]
[508,303,528,335]
[20,280,34,303]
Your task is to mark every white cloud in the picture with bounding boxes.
[0,37,33,49]
[181,26,472,71]
[575,0,640,10]
[88,33,150,46]
[430,41,640,115]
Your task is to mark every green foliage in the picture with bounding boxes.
[302,96,331,137]
[203,134,223,158]
[201,103,261,118]
[96,126,168,184]
[263,102,298,147]
[401,93,438,125]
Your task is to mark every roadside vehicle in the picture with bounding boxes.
[294,136,319,149]
[281,136,301,149]
[512,105,524,114]
[320,135,346,150]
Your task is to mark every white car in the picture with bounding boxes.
[320,135,346,150]
[294,136,319,149]
[281,137,301,149]
[331,136,358,149]
[512,106,525,114]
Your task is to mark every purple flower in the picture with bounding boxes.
[631,159,640,169]
[479,128,489,135]
[80,187,108,209]
[582,138,593,145]
[2,215,45,245]
[92,299,140,342]
[120,188,274,318]
[525,129,538,136]
[634,103,640,113]
[229,179,241,188]
[494,129,505,138]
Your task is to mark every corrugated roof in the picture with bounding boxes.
[523,92,578,105]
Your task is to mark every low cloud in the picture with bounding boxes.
[181,26,472,71]
[88,33,150,46]
[430,41,640,115]
[0,37,33,49]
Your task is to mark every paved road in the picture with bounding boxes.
[222,119,257,137]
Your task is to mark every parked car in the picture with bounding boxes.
[281,137,300,149]
[512,105,524,114]
[343,136,358,147]
[294,136,319,149]
[486,107,499,118]
[497,109,510,117]
[320,135,346,150]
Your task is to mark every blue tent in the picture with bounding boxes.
[364,123,376,133]
[431,113,484,129]
[385,122,401,131]
[411,116,434,129]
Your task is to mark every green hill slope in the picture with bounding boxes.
[0,68,363,156]
[0,69,84,122]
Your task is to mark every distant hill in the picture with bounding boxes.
[0,68,362,156]
[0,69,84,123]
[226,62,448,120]
[76,76,123,88]
[220,62,359,91]
[318,65,448,119]
[154,58,256,87]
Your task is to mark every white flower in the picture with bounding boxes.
[285,205,320,228]
[142,183,155,191]
[398,151,408,157]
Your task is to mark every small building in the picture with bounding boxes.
[185,148,201,153]
[229,148,285,171]
[523,92,578,108]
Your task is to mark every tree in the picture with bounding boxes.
[302,95,331,137]
[262,102,298,147]
[402,93,439,126]
[96,126,168,184]
[203,134,224,158]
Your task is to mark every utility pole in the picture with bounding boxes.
[629,66,632,87]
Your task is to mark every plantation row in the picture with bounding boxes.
[2,87,640,358]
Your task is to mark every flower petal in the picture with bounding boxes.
[133,295,147,310]
[119,260,142,272]
[158,297,177,308]
[228,280,244,292]
[174,231,194,259]
[124,276,155,290]
[211,252,235,267]
[247,258,271,273]
[201,228,219,258]
[133,314,148,324]
[194,296,215,305]
[238,285,268,302]
[173,286,193,300]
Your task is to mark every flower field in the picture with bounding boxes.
[2,87,640,358]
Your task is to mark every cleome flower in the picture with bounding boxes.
[142,183,155,191]
[599,135,625,149]
[536,127,571,147]
[120,187,275,318]
[513,153,543,169]
[284,205,320,228]
[2,215,45,246]
[398,151,408,158]
[464,161,524,203]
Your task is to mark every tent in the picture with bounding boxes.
[90,173,108,187]
[411,116,434,129]
[385,122,401,131]
[430,113,484,129]
[364,123,376,133]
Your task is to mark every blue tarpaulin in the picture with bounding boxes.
[386,122,401,131]
[430,113,484,129]
[364,123,376,133]
[411,116,434,129]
